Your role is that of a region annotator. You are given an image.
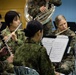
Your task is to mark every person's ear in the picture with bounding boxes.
[36,30,40,36]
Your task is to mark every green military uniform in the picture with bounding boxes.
[0,60,15,75]
[52,29,76,74]
[1,27,26,54]
[0,27,25,74]
[14,38,55,75]
[28,0,62,36]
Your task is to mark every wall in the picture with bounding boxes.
[52,0,76,22]
[52,0,76,30]
[0,0,76,29]
[0,0,26,28]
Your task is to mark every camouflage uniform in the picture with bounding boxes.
[0,47,14,75]
[52,29,76,74]
[28,0,62,36]
[0,60,15,75]
[1,27,26,54]
[0,26,25,74]
[14,38,55,75]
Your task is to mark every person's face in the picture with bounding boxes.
[57,19,68,31]
[11,16,20,28]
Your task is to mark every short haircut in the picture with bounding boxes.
[55,15,66,26]
[23,19,43,37]
[5,11,20,27]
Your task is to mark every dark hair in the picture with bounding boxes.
[23,20,43,37]
[5,11,20,27]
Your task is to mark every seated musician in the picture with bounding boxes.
[13,20,61,75]
[1,10,25,54]
[0,47,14,75]
[0,10,25,74]
[52,15,76,75]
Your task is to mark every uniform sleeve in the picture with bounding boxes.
[68,30,76,48]
[0,60,9,72]
[28,0,40,18]
[15,30,26,45]
[38,46,55,75]
[13,45,25,66]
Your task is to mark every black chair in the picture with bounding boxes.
[14,66,39,75]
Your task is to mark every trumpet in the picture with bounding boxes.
[56,27,70,35]
[6,23,22,42]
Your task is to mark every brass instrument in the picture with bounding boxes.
[56,27,70,35]
[24,0,55,25]
[6,23,22,42]
[24,0,33,22]
[34,4,55,25]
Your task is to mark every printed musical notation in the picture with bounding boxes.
[42,35,69,62]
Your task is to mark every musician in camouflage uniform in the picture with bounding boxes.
[52,15,76,75]
[0,11,25,74]
[27,0,62,36]
[13,20,59,75]
[0,47,14,75]
[1,10,26,54]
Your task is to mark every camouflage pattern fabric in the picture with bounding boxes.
[28,0,62,36]
[14,38,55,75]
[1,27,26,54]
[0,27,25,74]
[52,29,76,74]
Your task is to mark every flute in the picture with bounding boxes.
[6,23,22,42]
[55,27,70,36]
[0,34,12,55]
[3,39,12,55]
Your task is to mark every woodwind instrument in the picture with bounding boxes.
[0,34,12,55]
[6,23,22,42]
[2,39,12,55]
[56,27,70,36]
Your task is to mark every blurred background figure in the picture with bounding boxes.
[25,0,62,36]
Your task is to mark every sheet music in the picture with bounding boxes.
[42,35,69,62]
[42,37,55,55]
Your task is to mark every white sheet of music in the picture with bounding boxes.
[42,35,69,62]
